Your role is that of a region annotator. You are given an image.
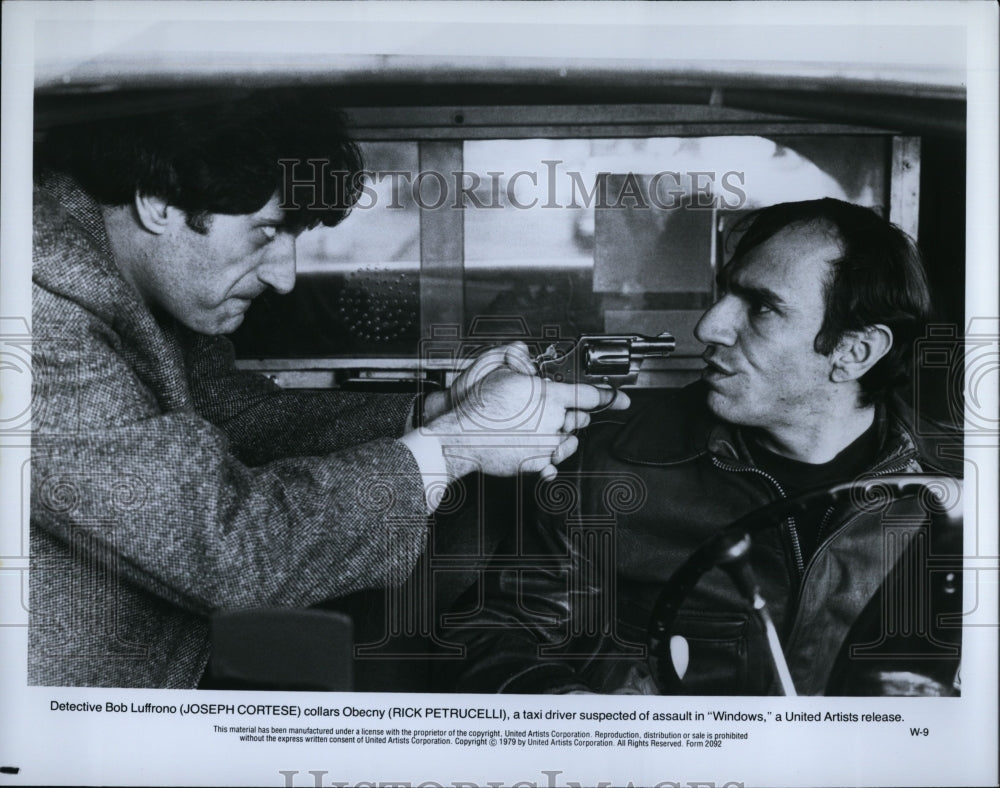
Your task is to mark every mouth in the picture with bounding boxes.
[227,296,256,312]
[701,353,734,376]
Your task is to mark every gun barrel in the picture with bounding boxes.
[631,332,676,356]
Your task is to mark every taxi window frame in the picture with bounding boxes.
[235,102,920,389]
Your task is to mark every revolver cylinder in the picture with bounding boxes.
[584,340,632,377]
[536,332,676,386]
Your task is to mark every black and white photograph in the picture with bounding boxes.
[1,2,997,786]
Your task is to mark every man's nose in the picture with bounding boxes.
[257,233,297,294]
[694,295,738,346]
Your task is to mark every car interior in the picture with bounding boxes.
[32,24,969,694]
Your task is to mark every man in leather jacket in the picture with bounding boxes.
[444,198,963,696]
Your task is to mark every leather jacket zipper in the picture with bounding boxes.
[711,446,921,693]
[811,458,913,548]
[796,457,916,613]
[713,451,917,585]
[814,505,836,547]
[710,456,805,578]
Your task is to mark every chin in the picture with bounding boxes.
[704,389,728,417]
[216,315,246,335]
[705,390,751,426]
[188,313,245,336]
[215,305,250,332]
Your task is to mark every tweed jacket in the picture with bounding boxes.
[30,174,429,688]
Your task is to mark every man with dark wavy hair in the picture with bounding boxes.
[447,198,961,697]
[30,91,623,688]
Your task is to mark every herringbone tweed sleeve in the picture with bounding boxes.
[31,294,430,614]
[177,328,418,466]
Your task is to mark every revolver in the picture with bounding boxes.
[534,332,676,387]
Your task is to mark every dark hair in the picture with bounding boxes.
[729,198,932,405]
[35,89,364,234]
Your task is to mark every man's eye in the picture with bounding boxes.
[259,226,278,242]
[749,300,773,315]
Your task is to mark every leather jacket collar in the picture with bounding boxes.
[609,382,944,476]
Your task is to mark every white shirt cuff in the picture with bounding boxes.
[398,430,450,513]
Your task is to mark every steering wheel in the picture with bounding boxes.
[646,474,963,695]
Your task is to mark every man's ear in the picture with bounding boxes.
[830,324,893,383]
[133,191,173,235]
